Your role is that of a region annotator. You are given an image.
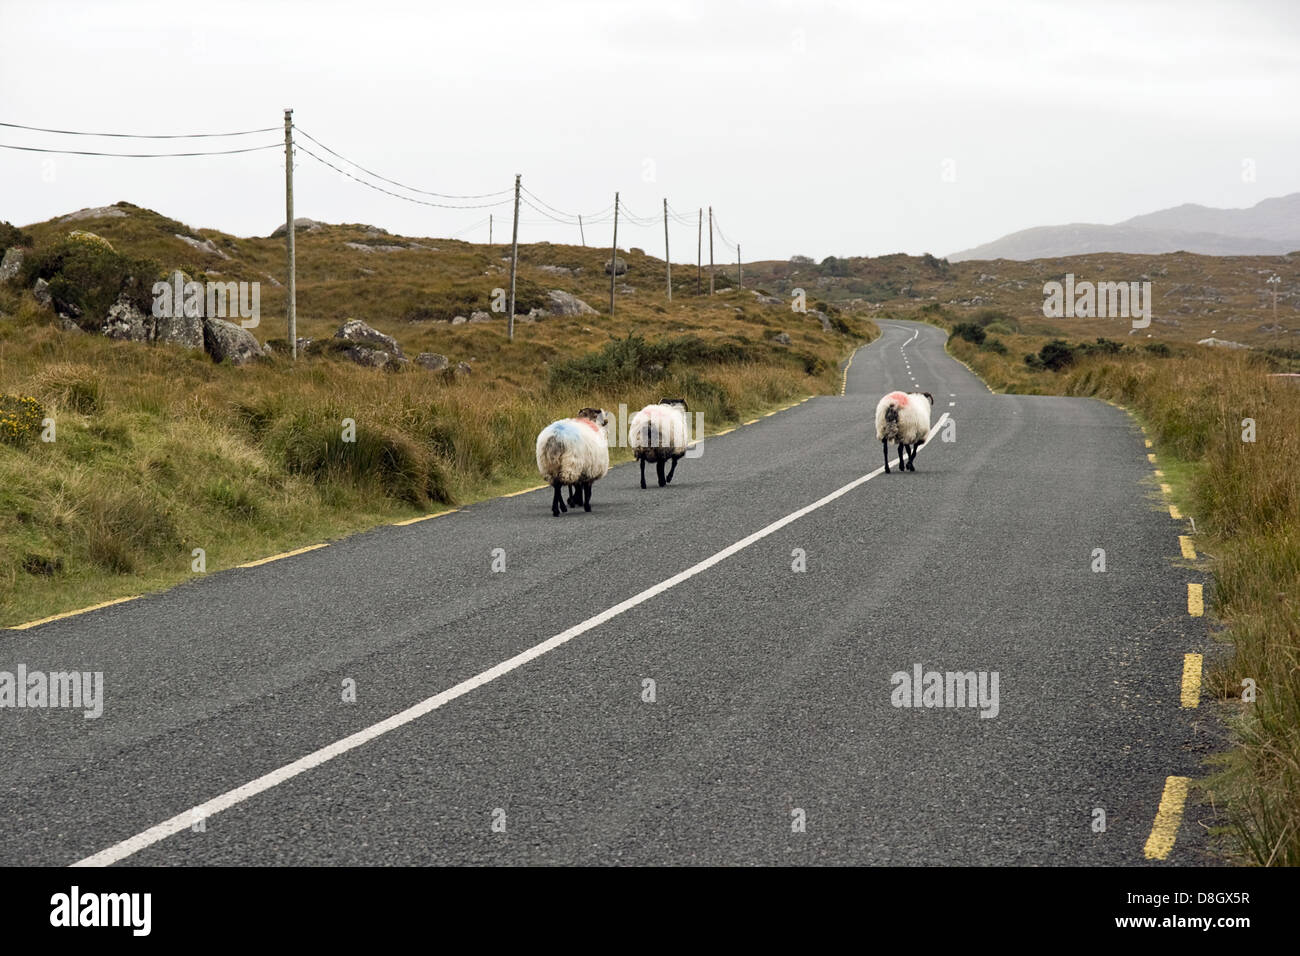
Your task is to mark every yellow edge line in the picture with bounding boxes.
[1179,535,1197,561]
[1145,439,1153,448]
[742,419,758,425]
[1144,776,1191,860]
[393,507,460,525]
[8,595,140,631]
[238,543,329,568]
[1169,503,1183,520]
[1147,453,1157,463]
[502,484,548,498]
[1187,582,1204,617]
[840,348,857,395]
[1180,653,1203,708]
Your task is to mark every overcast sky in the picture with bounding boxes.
[2,0,1298,261]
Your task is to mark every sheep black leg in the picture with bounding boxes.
[882,439,890,473]
[656,459,667,487]
[583,481,593,512]
[665,454,680,484]
[907,443,917,471]
[639,458,647,490]
[567,483,580,506]
[551,481,566,517]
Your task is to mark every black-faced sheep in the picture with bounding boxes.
[535,407,611,516]
[629,398,690,488]
[875,390,934,473]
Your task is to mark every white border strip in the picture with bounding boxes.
[72,414,949,867]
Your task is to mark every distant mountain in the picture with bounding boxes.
[949,194,1300,261]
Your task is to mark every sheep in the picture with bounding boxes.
[629,398,690,488]
[875,390,934,473]
[535,407,611,516]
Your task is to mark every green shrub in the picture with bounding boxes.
[983,337,1008,355]
[20,233,159,329]
[547,334,756,391]
[1143,341,1172,357]
[0,221,34,250]
[1036,339,1077,371]
[953,322,986,345]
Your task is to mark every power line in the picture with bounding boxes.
[0,120,279,138]
[0,141,282,158]
[296,144,516,210]
[296,128,512,200]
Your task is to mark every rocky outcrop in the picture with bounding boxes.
[269,218,323,238]
[468,311,493,323]
[203,317,263,365]
[415,352,450,371]
[102,294,152,342]
[605,257,627,276]
[175,234,230,259]
[59,206,128,222]
[771,332,791,345]
[32,278,52,309]
[0,247,23,282]
[334,318,403,356]
[545,290,597,316]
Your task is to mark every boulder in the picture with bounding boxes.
[545,290,597,316]
[539,265,572,275]
[604,257,627,276]
[468,311,493,323]
[772,332,792,345]
[32,278,52,309]
[175,234,230,260]
[339,345,399,368]
[451,315,468,326]
[0,247,24,282]
[103,294,152,342]
[454,362,472,376]
[334,318,403,357]
[153,270,205,349]
[269,218,323,238]
[203,317,263,365]
[416,352,450,371]
[59,206,127,222]
[753,293,782,305]
[810,309,834,332]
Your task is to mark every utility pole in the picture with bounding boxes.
[708,205,715,295]
[696,208,702,295]
[609,192,619,315]
[579,214,585,247]
[489,213,493,245]
[737,244,742,291]
[284,108,296,360]
[507,174,520,342]
[663,198,671,302]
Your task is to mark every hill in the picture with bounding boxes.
[948,193,1300,261]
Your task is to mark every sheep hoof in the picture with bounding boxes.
[907,464,915,472]
[583,503,592,512]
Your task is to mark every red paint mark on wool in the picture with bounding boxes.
[886,391,910,406]
[574,417,602,434]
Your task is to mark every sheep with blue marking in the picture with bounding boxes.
[629,398,690,488]
[875,390,934,473]
[535,407,612,516]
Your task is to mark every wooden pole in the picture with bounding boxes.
[507,174,520,342]
[696,208,702,295]
[284,108,296,360]
[579,214,585,247]
[737,243,742,290]
[708,205,715,296]
[489,213,493,245]
[609,192,619,315]
[663,198,671,302]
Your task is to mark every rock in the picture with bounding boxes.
[296,337,314,353]
[343,241,410,253]
[103,294,152,342]
[203,317,263,365]
[0,247,24,282]
[810,309,834,332]
[772,332,792,345]
[175,234,230,259]
[1259,324,1287,334]
[539,265,572,275]
[334,318,403,357]
[451,315,468,326]
[264,274,283,287]
[32,278,52,308]
[153,270,205,349]
[605,257,627,276]
[545,290,597,316]
[269,218,323,238]
[339,345,401,368]
[1197,337,1251,350]
[468,311,493,323]
[416,352,450,371]
[753,293,782,305]
[454,362,472,376]
[57,316,83,333]
[59,206,127,222]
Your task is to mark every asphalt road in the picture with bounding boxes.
[1,319,1220,866]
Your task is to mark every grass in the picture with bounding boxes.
[0,204,877,627]
[912,304,1300,866]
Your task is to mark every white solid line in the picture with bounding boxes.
[948,401,955,406]
[904,329,918,346]
[72,415,951,867]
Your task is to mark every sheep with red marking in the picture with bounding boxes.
[535,407,611,516]
[875,390,934,473]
